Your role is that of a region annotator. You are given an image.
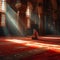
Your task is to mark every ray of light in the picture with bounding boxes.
[6,39,60,53]
[6,4,25,36]
[41,37,60,39]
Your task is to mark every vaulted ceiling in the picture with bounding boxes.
[6,0,43,12]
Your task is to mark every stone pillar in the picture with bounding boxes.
[16,10,20,28]
[26,2,32,29]
[0,0,2,27]
[51,0,57,21]
[51,0,58,34]
[0,0,2,12]
[26,2,33,35]
[1,0,6,27]
[15,1,21,32]
[37,5,43,34]
[26,6,31,29]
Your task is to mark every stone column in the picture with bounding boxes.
[51,0,58,34]
[26,2,33,35]
[1,0,6,27]
[26,2,32,29]
[15,1,21,31]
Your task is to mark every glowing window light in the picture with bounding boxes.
[26,2,32,17]
[26,5,31,28]
[2,0,6,12]
[0,0,2,12]
[26,6,30,17]
[6,39,60,53]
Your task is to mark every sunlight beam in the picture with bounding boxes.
[6,39,60,53]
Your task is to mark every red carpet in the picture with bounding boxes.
[22,50,60,60]
[0,37,60,60]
